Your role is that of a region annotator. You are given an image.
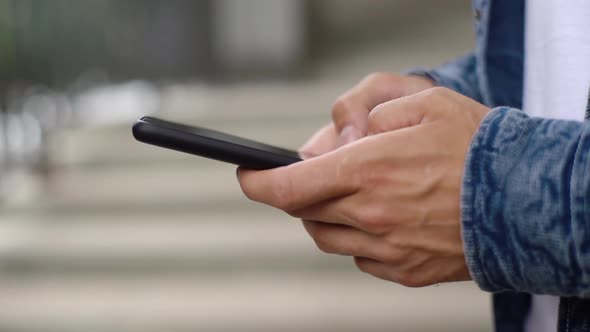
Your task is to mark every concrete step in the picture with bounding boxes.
[48,82,336,169]
[0,13,485,332]
[8,99,328,212]
[0,213,345,276]
[38,163,246,212]
[0,274,490,332]
[4,161,259,215]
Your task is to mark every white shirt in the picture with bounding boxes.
[523,1,590,331]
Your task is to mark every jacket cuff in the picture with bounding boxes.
[460,106,509,292]
[461,106,589,296]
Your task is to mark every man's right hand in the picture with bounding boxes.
[299,73,434,158]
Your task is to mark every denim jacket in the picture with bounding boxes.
[411,0,590,331]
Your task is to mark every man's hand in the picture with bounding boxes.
[238,87,490,287]
[299,73,434,158]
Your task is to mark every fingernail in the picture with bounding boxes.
[339,125,361,145]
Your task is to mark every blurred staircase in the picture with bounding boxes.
[0,12,488,328]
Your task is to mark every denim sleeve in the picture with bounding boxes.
[463,107,590,297]
[407,52,483,103]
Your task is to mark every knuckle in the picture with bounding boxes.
[365,217,389,234]
[306,223,336,254]
[332,72,398,126]
[364,72,389,84]
[367,104,382,122]
[354,256,371,273]
[356,206,390,234]
[437,87,464,111]
[314,235,336,254]
[315,240,336,254]
[344,207,364,227]
[423,86,455,105]
[428,86,452,96]
[363,72,399,87]
[367,103,387,133]
[414,87,458,115]
[331,97,354,122]
[395,273,427,288]
[379,248,410,265]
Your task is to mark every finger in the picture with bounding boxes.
[298,124,339,159]
[355,256,433,286]
[367,96,425,135]
[290,196,380,233]
[354,256,400,282]
[367,87,450,135]
[302,220,381,259]
[338,125,362,146]
[332,73,402,140]
[356,255,470,286]
[238,148,359,211]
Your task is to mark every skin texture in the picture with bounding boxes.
[299,73,435,158]
[237,79,490,287]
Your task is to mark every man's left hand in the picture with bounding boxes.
[237,87,489,287]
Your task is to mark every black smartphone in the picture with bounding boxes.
[132,116,302,170]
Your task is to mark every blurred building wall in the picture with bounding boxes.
[0,0,473,87]
[309,0,472,53]
[211,0,306,77]
[0,0,213,86]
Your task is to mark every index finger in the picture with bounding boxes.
[332,75,394,137]
[237,147,360,211]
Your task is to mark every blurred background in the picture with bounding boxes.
[0,1,490,331]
